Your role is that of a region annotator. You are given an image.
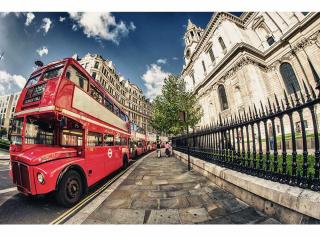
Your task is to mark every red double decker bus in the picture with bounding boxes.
[129,125,147,159]
[9,58,131,207]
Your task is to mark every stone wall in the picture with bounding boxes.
[173,149,320,224]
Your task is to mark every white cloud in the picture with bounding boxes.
[36,46,48,57]
[69,12,136,44]
[156,58,167,64]
[142,64,170,100]
[172,57,178,60]
[59,16,66,22]
[0,70,26,96]
[25,12,35,26]
[40,18,52,34]
[0,12,21,18]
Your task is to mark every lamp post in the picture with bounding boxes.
[179,111,191,171]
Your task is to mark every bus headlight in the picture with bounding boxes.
[37,173,45,184]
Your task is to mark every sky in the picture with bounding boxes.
[0,12,233,99]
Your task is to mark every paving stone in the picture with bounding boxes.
[83,217,105,224]
[101,198,132,209]
[147,191,167,198]
[228,207,266,224]
[131,199,158,209]
[159,197,190,209]
[179,207,212,224]
[152,180,169,185]
[102,209,145,224]
[160,184,183,191]
[166,189,189,197]
[218,198,249,214]
[147,209,181,224]
[187,195,204,208]
[258,218,281,224]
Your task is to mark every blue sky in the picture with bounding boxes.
[0,12,242,99]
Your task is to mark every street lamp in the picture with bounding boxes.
[179,111,191,171]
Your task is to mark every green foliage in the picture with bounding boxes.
[150,75,203,135]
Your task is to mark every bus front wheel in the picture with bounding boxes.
[55,170,83,207]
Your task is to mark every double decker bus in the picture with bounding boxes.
[129,124,147,159]
[9,58,131,207]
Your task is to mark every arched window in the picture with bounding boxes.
[218,37,227,53]
[218,85,228,110]
[279,62,301,94]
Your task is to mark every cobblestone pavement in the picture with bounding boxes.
[83,153,280,224]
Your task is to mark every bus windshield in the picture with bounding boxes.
[26,74,41,88]
[42,65,64,81]
[25,116,55,145]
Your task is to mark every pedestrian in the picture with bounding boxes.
[156,141,161,158]
[165,142,171,157]
[268,123,274,150]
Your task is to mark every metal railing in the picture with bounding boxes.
[172,81,320,191]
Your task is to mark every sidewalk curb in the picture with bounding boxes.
[65,151,155,224]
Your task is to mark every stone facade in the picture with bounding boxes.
[79,54,153,132]
[182,12,320,134]
[0,92,20,132]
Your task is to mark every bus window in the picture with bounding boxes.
[10,117,24,145]
[87,132,103,147]
[61,129,83,146]
[104,134,114,146]
[65,66,89,92]
[115,135,121,146]
[25,116,54,145]
[90,85,103,104]
[120,137,127,146]
[26,74,41,88]
[119,111,126,121]
[114,105,120,117]
[42,65,64,81]
[104,97,113,112]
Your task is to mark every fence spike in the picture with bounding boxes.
[291,83,300,105]
[299,90,305,104]
[290,93,295,107]
[281,99,285,111]
[248,106,253,120]
[265,105,269,116]
[283,89,290,109]
[302,80,311,102]
[260,101,265,116]
[274,94,281,112]
[253,104,258,118]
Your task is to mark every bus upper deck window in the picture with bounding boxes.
[66,66,88,92]
[42,65,64,81]
[26,74,41,88]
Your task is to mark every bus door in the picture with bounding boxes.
[86,131,105,184]
[104,133,117,174]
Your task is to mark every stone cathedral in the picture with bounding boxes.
[182,12,320,135]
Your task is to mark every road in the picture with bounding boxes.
[0,149,144,224]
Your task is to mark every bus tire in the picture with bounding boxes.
[122,155,129,170]
[55,170,83,208]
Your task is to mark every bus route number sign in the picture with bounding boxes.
[108,148,112,158]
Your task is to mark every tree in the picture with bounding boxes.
[150,75,203,135]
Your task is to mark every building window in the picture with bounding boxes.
[190,31,194,38]
[267,36,275,46]
[302,12,309,16]
[218,37,227,53]
[208,48,215,64]
[186,49,191,59]
[201,60,206,73]
[218,85,228,111]
[190,72,195,86]
[279,62,301,94]
[94,61,99,69]
[92,72,97,79]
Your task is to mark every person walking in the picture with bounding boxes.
[165,142,171,157]
[156,141,161,158]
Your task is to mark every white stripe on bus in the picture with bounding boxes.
[14,105,56,116]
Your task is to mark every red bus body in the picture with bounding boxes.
[9,58,131,201]
[130,129,147,159]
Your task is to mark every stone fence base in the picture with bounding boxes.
[173,150,320,224]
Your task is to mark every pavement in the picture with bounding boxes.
[81,151,280,224]
[0,149,9,160]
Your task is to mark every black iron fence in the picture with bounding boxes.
[172,81,320,191]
